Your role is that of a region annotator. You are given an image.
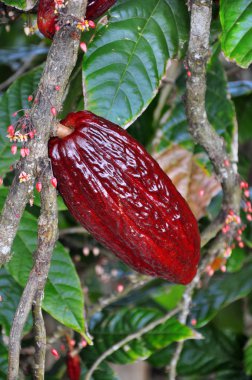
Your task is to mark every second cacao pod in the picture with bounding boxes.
[37,0,116,39]
[49,111,200,285]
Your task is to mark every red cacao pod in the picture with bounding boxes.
[66,354,81,380]
[48,111,200,285]
[37,0,56,39]
[86,0,116,20]
[37,0,116,39]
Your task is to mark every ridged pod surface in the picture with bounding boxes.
[49,111,200,285]
[37,0,116,39]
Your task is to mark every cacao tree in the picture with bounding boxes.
[0,0,251,379]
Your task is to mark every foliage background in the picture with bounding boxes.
[0,0,252,379]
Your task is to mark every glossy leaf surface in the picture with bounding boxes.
[1,0,36,10]
[0,187,86,335]
[86,307,195,365]
[83,0,189,127]
[156,55,235,152]
[190,262,252,327]
[220,0,252,68]
[0,268,32,336]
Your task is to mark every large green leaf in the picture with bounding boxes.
[0,66,43,176]
[156,54,235,152]
[82,361,119,380]
[85,307,195,367]
[0,339,8,379]
[1,0,36,10]
[83,0,189,127]
[0,188,87,336]
[234,94,252,142]
[190,261,252,328]
[220,0,252,68]
[149,326,246,378]
[244,337,252,376]
[0,268,32,336]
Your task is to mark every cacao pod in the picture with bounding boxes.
[48,111,200,285]
[86,0,116,20]
[66,354,81,380]
[37,0,116,39]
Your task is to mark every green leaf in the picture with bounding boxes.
[226,248,246,273]
[234,94,252,142]
[86,307,195,366]
[244,337,252,375]
[0,66,43,176]
[0,338,8,379]
[220,0,252,68]
[156,54,235,152]
[0,0,36,10]
[150,284,185,310]
[82,361,119,380]
[0,268,32,336]
[149,325,245,377]
[83,0,189,127]
[190,262,252,327]
[0,188,87,336]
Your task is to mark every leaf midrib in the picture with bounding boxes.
[105,0,162,119]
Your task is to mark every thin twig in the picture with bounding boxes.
[59,226,89,236]
[168,1,241,378]
[0,51,40,92]
[8,173,58,380]
[32,290,46,380]
[89,276,153,317]
[85,307,182,380]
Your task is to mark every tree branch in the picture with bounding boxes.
[89,276,153,317]
[32,290,46,380]
[8,172,58,380]
[168,1,241,378]
[1,1,89,378]
[0,0,87,266]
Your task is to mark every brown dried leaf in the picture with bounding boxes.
[154,145,221,220]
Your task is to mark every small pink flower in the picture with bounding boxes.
[50,348,60,359]
[80,42,87,53]
[28,130,35,139]
[117,284,124,293]
[7,125,15,136]
[36,182,42,193]
[51,107,57,116]
[81,339,87,348]
[51,177,57,188]
[244,190,250,198]
[88,20,96,28]
[11,145,17,155]
[191,318,197,326]
[19,171,31,183]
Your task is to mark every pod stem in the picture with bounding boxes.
[56,123,73,138]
